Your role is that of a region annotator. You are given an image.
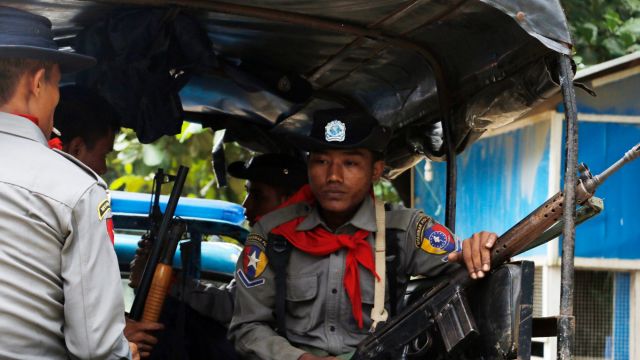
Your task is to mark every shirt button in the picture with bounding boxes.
[331,288,337,294]
[330,326,336,332]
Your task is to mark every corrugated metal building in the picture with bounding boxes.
[412,52,640,360]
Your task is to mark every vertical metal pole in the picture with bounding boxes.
[557,54,578,360]
[442,119,457,232]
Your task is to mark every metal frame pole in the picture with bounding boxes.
[443,119,457,232]
[557,53,578,360]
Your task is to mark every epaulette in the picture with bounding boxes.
[385,206,421,231]
[53,149,108,189]
[256,202,310,234]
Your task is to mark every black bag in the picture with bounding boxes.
[75,8,215,143]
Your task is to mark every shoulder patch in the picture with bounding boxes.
[415,215,429,247]
[241,244,269,281]
[417,221,457,255]
[97,199,111,220]
[246,233,267,249]
[237,269,265,288]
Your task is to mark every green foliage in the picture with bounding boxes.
[374,180,401,204]
[562,0,640,66]
[104,123,251,203]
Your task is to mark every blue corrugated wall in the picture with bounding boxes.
[564,122,640,259]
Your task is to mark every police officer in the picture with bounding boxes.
[128,154,307,358]
[229,153,309,226]
[53,84,165,356]
[53,85,121,175]
[130,153,308,323]
[0,6,137,359]
[228,108,497,360]
[183,153,308,322]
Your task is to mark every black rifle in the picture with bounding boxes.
[352,143,639,360]
[129,165,189,321]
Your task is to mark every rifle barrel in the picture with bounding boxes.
[591,142,640,190]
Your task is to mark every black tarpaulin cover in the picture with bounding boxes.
[8,0,573,174]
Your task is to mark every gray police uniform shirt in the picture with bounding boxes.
[0,112,131,359]
[228,195,461,360]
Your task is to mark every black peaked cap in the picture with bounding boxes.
[227,153,307,190]
[287,108,391,153]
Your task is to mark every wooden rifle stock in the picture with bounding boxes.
[143,263,174,322]
[141,221,186,322]
[492,192,564,264]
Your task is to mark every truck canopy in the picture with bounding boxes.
[8,0,572,175]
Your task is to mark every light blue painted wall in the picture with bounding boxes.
[562,121,640,259]
[414,119,640,260]
[414,120,552,257]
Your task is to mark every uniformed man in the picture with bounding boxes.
[54,84,165,357]
[130,153,308,321]
[128,154,307,359]
[229,153,309,226]
[0,6,137,359]
[180,153,308,321]
[228,108,497,360]
[53,85,121,175]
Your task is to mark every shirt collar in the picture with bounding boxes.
[296,195,378,233]
[0,112,48,146]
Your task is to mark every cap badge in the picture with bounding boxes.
[325,120,346,142]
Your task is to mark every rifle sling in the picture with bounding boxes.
[266,234,292,338]
[386,230,399,317]
[370,198,388,331]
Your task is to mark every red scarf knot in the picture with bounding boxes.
[337,235,357,249]
[270,184,380,328]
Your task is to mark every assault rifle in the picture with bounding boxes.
[129,166,189,321]
[352,143,640,360]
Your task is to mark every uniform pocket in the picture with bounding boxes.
[286,273,319,333]
[286,273,318,301]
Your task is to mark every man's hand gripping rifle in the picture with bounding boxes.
[353,143,640,360]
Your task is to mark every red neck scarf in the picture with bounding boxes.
[271,184,379,328]
[13,113,62,150]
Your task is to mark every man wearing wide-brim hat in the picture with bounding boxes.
[229,108,498,359]
[0,6,138,359]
